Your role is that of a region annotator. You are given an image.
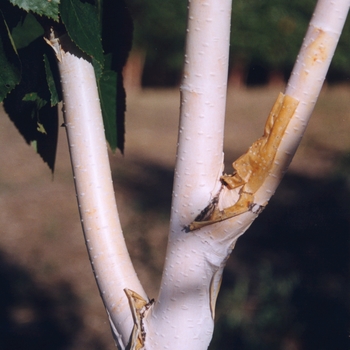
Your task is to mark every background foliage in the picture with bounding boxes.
[0,0,131,171]
[127,0,350,86]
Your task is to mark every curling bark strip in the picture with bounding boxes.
[188,93,299,231]
[45,33,147,349]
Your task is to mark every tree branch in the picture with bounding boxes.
[144,1,233,349]
[45,32,147,349]
[255,0,350,206]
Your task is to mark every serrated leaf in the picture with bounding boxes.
[11,12,44,50]
[0,13,21,101]
[98,53,126,153]
[98,67,118,151]
[44,53,61,106]
[60,0,104,77]
[9,0,60,21]
[3,38,58,172]
[92,57,103,80]
[98,0,133,153]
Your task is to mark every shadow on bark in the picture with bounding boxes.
[0,251,105,350]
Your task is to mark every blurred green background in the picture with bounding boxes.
[126,0,350,87]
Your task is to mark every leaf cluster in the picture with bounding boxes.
[0,0,132,171]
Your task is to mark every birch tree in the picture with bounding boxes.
[1,0,349,349]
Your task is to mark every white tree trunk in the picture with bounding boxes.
[144,0,233,349]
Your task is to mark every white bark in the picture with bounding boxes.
[46,34,147,349]
[144,1,233,349]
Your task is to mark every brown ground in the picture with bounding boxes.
[0,86,349,349]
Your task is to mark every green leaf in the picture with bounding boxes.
[98,66,118,151]
[98,53,126,153]
[22,91,47,109]
[92,57,103,81]
[0,13,21,101]
[11,12,44,50]
[36,122,47,134]
[44,53,61,106]
[60,0,104,77]
[98,0,134,153]
[3,38,58,172]
[9,0,60,21]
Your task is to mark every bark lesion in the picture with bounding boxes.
[186,92,299,231]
